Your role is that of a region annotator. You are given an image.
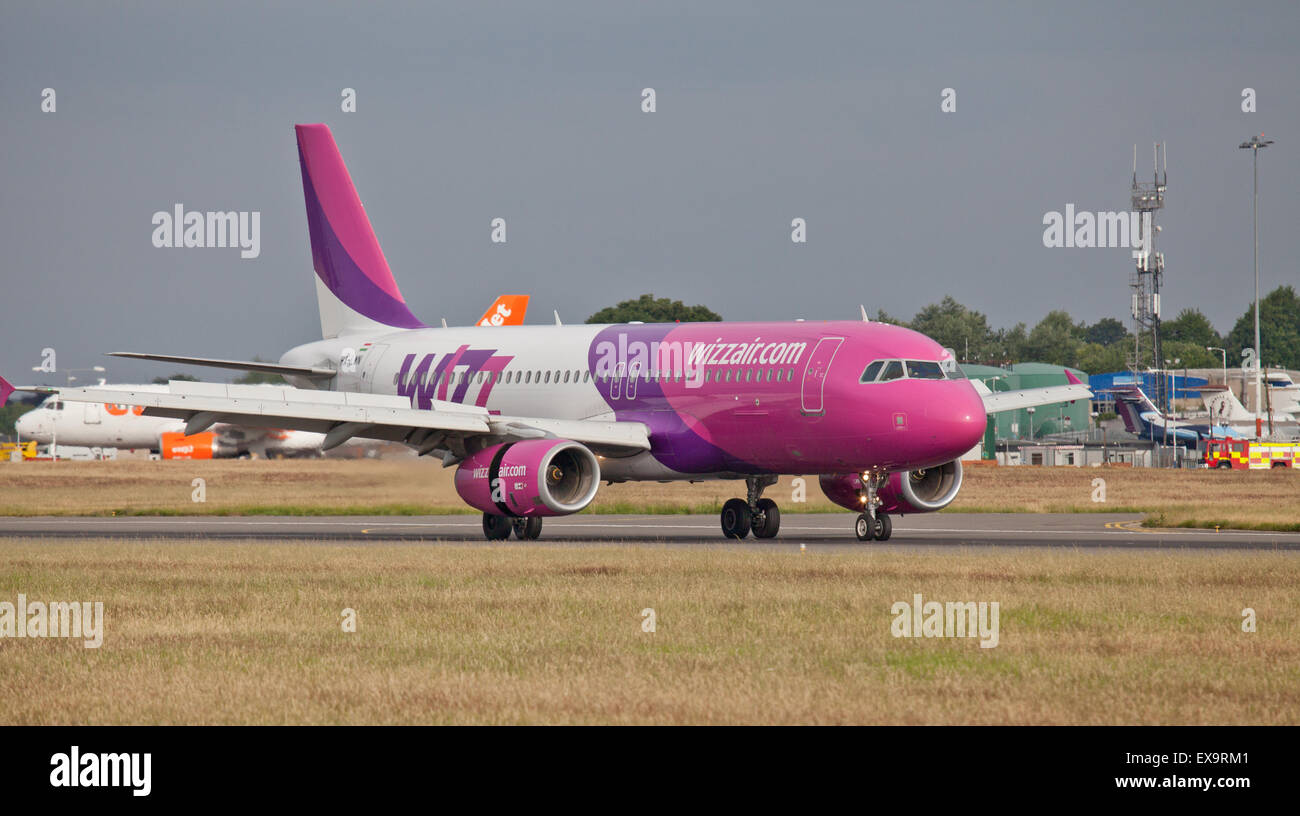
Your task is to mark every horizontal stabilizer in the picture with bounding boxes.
[108,352,336,380]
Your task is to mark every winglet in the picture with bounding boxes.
[860,305,869,322]
[0,374,13,407]
[1064,369,1083,385]
[554,310,563,326]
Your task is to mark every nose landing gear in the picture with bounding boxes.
[720,476,782,539]
[854,511,892,541]
[854,470,892,542]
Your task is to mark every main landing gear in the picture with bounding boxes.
[482,513,543,540]
[854,470,892,542]
[720,476,781,539]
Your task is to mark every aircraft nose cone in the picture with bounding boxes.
[930,383,987,455]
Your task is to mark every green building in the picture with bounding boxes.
[958,363,1091,458]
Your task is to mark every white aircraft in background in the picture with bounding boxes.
[1266,371,1300,417]
[1201,385,1299,437]
[15,384,325,458]
[13,295,532,459]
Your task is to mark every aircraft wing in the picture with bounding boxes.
[34,380,650,460]
[968,376,1093,414]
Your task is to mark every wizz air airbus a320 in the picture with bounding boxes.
[3,124,1090,541]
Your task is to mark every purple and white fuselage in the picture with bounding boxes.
[281,321,986,481]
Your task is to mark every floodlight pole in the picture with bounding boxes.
[1239,134,1273,437]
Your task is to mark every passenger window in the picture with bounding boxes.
[880,361,904,381]
[860,361,884,383]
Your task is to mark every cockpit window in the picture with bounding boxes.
[879,361,905,382]
[905,360,946,380]
[41,396,62,410]
[862,359,951,383]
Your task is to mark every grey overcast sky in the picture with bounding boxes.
[2,1,1298,384]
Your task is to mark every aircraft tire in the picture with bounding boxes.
[483,513,512,540]
[513,516,543,540]
[752,498,781,538]
[874,513,892,541]
[721,498,752,539]
[855,513,874,541]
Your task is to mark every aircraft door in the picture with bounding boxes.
[800,336,844,415]
[84,403,102,424]
[358,344,390,393]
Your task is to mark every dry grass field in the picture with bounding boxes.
[0,540,1295,725]
[1,458,1297,529]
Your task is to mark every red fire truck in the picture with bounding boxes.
[1204,439,1299,469]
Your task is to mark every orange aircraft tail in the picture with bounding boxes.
[477,294,529,326]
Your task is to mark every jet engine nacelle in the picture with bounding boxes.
[819,459,964,514]
[455,439,601,517]
[159,431,224,460]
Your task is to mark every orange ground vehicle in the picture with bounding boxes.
[1204,439,1300,469]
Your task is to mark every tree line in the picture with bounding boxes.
[586,288,1300,373]
[874,286,1300,372]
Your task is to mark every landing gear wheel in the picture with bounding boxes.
[721,498,753,539]
[874,512,892,541]
[512,516,543,540]
[855,513,874,542]
[482,513,512,540]
[752,498,781,538]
